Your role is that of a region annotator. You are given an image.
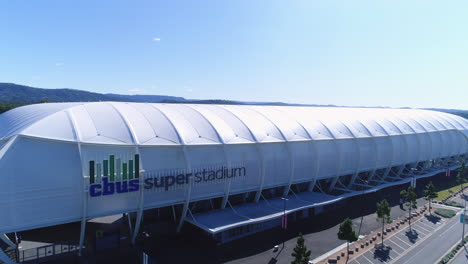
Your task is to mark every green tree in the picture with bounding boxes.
[291,233,311,264]
[376,199,391,246]
[456,160,466,193]
[423,182,437,215]
[401,186,417,231]
[337,218,358,264]
[0,103,22,114]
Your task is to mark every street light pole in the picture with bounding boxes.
[281,197,288,248]
[462,188,466,244]
[357,179,368,237]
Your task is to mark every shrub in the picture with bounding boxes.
[444,200,464,208]
[435,208,456,218]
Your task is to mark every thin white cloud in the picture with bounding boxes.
[55,62,64,67]
[153,37,161,41]
[128,88,147,94]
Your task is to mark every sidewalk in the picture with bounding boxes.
[316,205,441,264]
[226,184,431,264]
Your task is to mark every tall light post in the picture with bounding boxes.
[281,197,288,247]
[357,179,368,237]
[462,196,466,244]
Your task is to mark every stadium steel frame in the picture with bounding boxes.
[0,103,467,262]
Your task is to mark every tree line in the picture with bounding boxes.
[290,160,466,264]
[0,103,23,114]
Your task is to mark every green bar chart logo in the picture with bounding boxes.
[89,154,140,197]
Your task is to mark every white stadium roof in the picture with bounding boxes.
[1,102,467,145]
[0,102,467,239]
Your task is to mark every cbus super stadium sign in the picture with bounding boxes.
[88,154,140,197]
[88,154,247,197]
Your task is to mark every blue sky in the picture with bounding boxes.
[1,0,467,109]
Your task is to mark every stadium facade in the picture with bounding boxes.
[0,102,467,258]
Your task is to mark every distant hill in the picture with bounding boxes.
[0,83,466,119]
[0,83,115,103]
[424,108,468,119]
[106,93,185,103]
[0,83,187,104]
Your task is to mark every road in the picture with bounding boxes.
[391,210,463,264]
[349,211,445,264]
[452,246,468,264]
[225,186,429,264]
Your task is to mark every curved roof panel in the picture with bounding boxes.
[0,102,466,145]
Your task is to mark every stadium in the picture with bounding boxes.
[0,102,467,258]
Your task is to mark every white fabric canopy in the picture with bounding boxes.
[0,102,466,145]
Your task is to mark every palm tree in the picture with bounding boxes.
[401,186,417,231]
[338,218,358,264]
[376,199,391,246]
[423,182,437,215]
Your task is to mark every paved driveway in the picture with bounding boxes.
[349,214,445,264]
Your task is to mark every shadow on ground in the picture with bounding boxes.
[373,244,392,262]
[405,230,419,244]
[425,214,441,224]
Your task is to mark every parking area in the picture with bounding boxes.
[349,215,445,264]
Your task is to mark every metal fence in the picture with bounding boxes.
[19,241,78,263]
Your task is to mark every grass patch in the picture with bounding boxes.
[434,208,456,218]
[436,184,465,200]
[444,200,464,208]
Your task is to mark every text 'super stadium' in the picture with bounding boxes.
[0,102,467,252]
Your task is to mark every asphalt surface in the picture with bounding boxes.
[224,187,429,264]
[392,209,463,264]
[452,246,468,264]
[13,173,458,264]
[348,211,448,264]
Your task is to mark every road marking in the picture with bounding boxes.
[392,235,412,248]
[438,219,459,237]
[410,226,429,236]
[417,220,437,230]
[361,254,374,264]
[354,256,371,264]
[348,214,443,264]
[386,239,406,252]
[389,217,458,264]
[413,222,432,233]
[419,221,437,230]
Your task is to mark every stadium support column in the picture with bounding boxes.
[177,172,193,232]
[366,136,382,183]
[176,144,192,233]
[348,138,362,188]
[221,179,232,209]
[396,164,405,178]
[67,109,89,257]
[131,169,145,244]
[0,234,16,250]
[328,141,343,192]
[308,141,320,192]
[282,142,295,197]
[78,176,89,256]
[0,248,16,264]
[188,106,232,210]
[150,104,192,232]
[316,120,341,193]
[254,145,266,202]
